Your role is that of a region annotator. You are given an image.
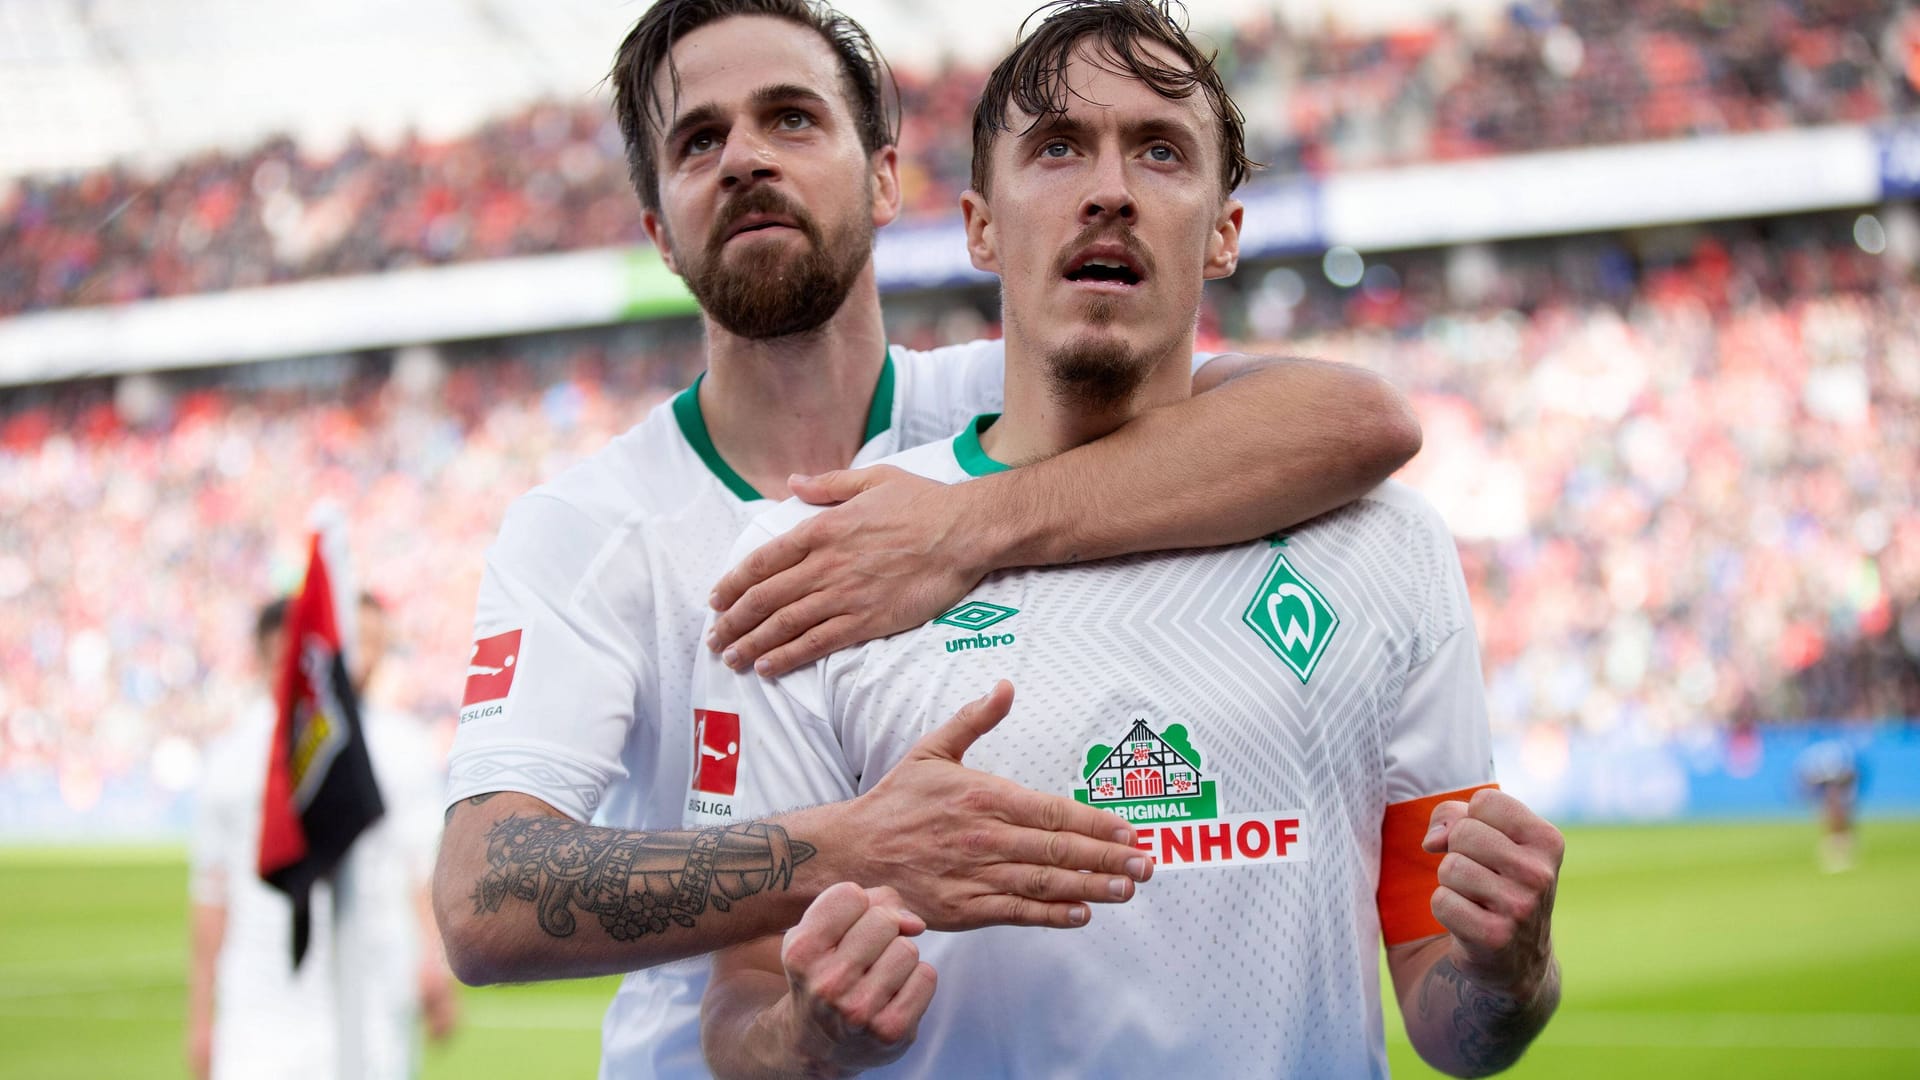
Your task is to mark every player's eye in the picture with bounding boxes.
[777,110,813,131]
[1146,144,1179,163]
[1041,140,1071,158]
[684,131,719,156]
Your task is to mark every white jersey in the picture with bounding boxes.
[444,342,1010,1079]
[190,700,445,1080]
[688,417,1495,1079]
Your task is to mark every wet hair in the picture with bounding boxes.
[970,0,1254,198]
[610,0,899,211]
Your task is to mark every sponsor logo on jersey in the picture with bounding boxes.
[1073,719,1307,871]
[693,709,742,797]
[1242,551,1339,683]
[935,601,1019,653]
[460,629,522,723]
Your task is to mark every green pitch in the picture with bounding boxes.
[2,822,1917,1078]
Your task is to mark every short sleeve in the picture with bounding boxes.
[1376,511,1496,946]
[444,493,653,823]
[890,340,1007,449]
[684,522,858,829]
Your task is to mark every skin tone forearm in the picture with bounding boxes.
[433,687,1147,985]
[708,356,1421,675]
[434,792,828,984]
[1389,935,1560,1077]
[977,355,1419,568]
[1386,788,1566,1076]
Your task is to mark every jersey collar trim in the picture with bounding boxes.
[952,413,1012,477]
[673,349,898,502]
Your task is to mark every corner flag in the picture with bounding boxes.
[257,515,385,966]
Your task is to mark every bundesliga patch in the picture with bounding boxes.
[687,709,742,820]
[460,629,522,723]
[1074,718,1307,871]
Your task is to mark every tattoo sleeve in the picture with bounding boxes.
[469,814,816,942]
[1415,956,1533,1075]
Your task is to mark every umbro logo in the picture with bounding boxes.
[935,601,1020,654]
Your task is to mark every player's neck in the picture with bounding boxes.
[698,269,889,500]
[983,330,1193,468]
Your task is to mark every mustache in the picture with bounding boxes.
[707,187,821,253]
[1051,222,1154,280]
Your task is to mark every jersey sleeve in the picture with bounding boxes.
[684,521,857,829]
[444,492,654,823]
[1376,501,1497,946]
[890,339,1007,449]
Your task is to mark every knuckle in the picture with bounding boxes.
[1045,831,1070,867]
[1509,894,1537,923]
[957,787,997,816]
[959,829,994,857]
[1024,867,1054,900]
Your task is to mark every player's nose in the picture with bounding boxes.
[718,126,781,192]
[1079,152,1135,224]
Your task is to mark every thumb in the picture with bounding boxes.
[1421,799,1471,854]
[907,681,1014,764]
[789,467,878,506]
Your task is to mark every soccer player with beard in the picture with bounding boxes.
[692,3,1564,1077]
[432,1,1422,1075]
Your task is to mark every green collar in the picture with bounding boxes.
[673,350,897,502]
[952,413,1012,477]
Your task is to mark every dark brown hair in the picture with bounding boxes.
[970,0,1253,198]
[609,0,898,212]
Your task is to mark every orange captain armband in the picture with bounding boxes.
[1376,783,1498,946]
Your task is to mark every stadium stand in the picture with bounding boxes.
[3,222,1917,802]
[5,0,1918,316]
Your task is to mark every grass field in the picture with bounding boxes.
[3,821,1918,1078]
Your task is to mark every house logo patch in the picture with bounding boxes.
[1073,718,1307,871]
[935,601,1019,653]
[460,629,522,723]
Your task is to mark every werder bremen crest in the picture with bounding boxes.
[1242,551,1339,683]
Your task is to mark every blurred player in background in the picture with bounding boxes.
[431,0,1422,1075]
[695,2,1562,1076]
[189,593,456,1080]
[1797,737,1864,872]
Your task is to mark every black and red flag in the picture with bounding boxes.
[257,518,384,966]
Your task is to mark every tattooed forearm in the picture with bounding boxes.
[469,815,817,942]
[1416,956,1535,1075]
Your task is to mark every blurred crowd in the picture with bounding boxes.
[1260,219,1920,742]
[6,0,1920,317]
[3,217,1917,797]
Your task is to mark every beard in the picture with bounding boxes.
[678,185,873,340]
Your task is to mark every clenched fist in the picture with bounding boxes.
[774,883,938,1075]
[1422,787,1563,999]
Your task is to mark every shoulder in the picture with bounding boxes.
[888,338,1004,376]
[738,436,966,552]
[1354,479,1457,542]
[488,399,711,588]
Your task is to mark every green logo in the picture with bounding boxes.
[935,601,1018,631]
[1242,552,1338,684]
[1074,719,1219,822]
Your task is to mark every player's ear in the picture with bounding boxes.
[961,189,999,274]
[1203,197,1242,281]
[870,145,902,230]
[641,209,680,276]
